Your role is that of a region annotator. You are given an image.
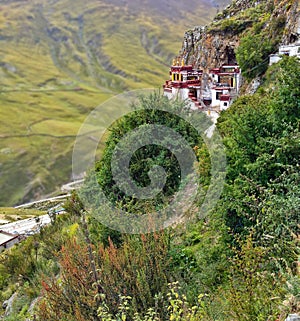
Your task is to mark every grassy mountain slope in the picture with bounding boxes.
[0,0,221,206]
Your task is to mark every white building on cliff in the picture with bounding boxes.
[269,41,300,65]
[163,58,203,110]
[163,58,242,111]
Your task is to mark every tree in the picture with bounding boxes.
[94,92,204,215]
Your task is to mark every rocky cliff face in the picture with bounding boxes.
[180,25,239,70]
[179,0,300,72]
[281,0,300,44]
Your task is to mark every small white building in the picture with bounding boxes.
[278,42,300,56]
[0,231,21,252]
[209,65,242,91]
[269,54,282,65]
[269,41,300,65]
[209,64,241,108]
[211,85,230,107]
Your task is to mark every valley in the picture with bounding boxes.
[0,0,220,206]
[0,0,299,320]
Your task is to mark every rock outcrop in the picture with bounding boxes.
[179,0,300,73]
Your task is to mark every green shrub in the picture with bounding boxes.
[96,282,209,321]
[236,33,276,79]
[224,236,286,321]
[90,92,205,216]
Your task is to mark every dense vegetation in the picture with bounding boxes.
[0,0,299,319]
[93,93,206,214]
[0,55,299,320]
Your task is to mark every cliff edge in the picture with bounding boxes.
[179,0,299,78]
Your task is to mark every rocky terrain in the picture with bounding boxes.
[179,0,300,72]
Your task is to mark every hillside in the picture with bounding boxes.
[0,0,299,320]
[0,0,222,206]
[179,0,300,77]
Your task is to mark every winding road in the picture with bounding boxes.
[0,215,51,235]
[1,179,84,236]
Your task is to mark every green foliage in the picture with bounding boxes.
[233,1,287,80]
[218,18,252,34]
[2,237,38,281]
[202,54,300,318]
[169,214,231,304]
[225,236,286,321]
[196,143,211,189]
[88,217,123,248]
[267,56,300,124]
[64,190,85,219]
[96,282,209,321]
[211,0,274,37]
[214,58,300,299]
[93,92,204,215]
[236,33,277,79]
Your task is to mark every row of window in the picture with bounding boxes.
[172,74,200,82]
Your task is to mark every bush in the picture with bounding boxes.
[96,282,209,321]
[224,236,286,321]
[36,230,172,320]
[236,33,276,79]
[92,92,205,215]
